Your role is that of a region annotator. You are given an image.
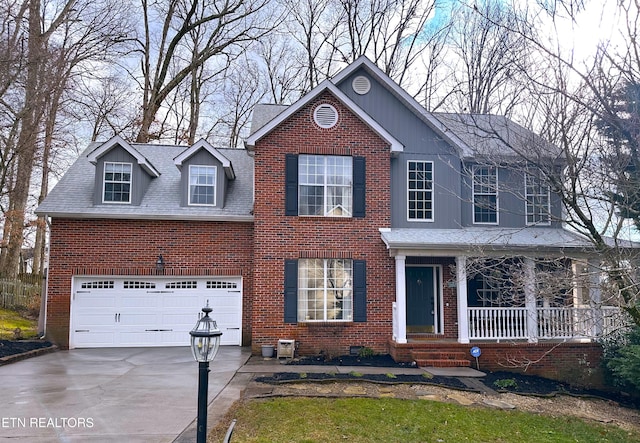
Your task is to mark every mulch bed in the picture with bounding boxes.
[269,353,640,409]
[257,371,470,390]
[0,339,54,358]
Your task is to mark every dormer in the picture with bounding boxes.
[173,139,235,208]
[87,135,160,206]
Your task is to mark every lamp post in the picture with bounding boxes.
[189,303,222,443]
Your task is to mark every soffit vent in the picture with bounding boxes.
[313,104,339,128]
[352,75,371,95]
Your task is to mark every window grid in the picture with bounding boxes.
[189,165,216,206]
[124,281,156,289]
[299,155,352,217]
[81,281,114,289]
[103,162,132,203]
[165,281,198,289]
[298,258,353,322]
[407,161,434,221]
[206,281,238,289]
[473,165,498,224]
[525,173,551,225]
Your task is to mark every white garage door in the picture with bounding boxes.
[70,276,242,348]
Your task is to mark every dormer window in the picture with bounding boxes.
[189,165,216,206]
[103,162,132,203]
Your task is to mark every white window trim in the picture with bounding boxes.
[298,258,353,322]
[102,161,132,204]
[298,155,353,218]
[188,165,217,207]
[472,165,499,225]
[525,172,551,226]
[407,160,434,222]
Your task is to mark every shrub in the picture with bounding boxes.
[493,378,518,389]
[357,347,376,358]
[602,326,640,396]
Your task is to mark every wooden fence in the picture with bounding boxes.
[0,274,44,311]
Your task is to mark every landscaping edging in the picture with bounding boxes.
[0,343,57,366]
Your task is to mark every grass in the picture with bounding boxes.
[0,307,38,339]
[208,397,640,443]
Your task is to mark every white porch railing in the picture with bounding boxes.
[468,307,529,340]
[468,306,629,341]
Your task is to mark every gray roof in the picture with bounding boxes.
[249,104,287,135]
[432,113,562,161]
[380,227,598,255]
[36,143,254,221]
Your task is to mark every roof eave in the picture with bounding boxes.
[36,211,255,223]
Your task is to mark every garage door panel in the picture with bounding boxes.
[74,312,118,328]
[74,293,116,309]
[72,277,242,348]
[162,295,200,309]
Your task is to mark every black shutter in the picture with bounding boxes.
[353,156,366,218]
[353,260,367,322]
[285,154,298,216]
[284,260,298,323]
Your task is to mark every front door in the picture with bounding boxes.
[406,266,440,333]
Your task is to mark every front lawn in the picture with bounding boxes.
[208,397,640,442]
[0,307,38,339]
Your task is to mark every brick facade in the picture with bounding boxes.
[389,340,605,388]
[251,92,396,356]
[46,218,253,348]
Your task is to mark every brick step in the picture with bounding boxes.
[410,351,468,361]
[415,358,471,368]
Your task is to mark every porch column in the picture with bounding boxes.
[395,255,407,344]
[588,259,603,338]
[524,257,538,343]
[456,256,469,344]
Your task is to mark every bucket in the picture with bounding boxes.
[261,345,275,358]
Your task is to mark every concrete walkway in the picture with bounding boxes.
[0,346,250,442]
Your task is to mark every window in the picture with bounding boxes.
[525,172,550,225]
[473,165,498,224]
[189,165,216,206]
[103,162,132,203]
[299,155,352,217]
[298,259,353,321]
[407,161,433,221]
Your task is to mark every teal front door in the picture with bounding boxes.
[406,266,439,333]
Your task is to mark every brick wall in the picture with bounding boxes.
[46,218,253,348]
[390,340,605,388]
[252,91,396,356]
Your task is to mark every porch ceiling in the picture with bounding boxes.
[380,227,597,257]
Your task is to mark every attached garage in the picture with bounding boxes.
[70,276,242,348]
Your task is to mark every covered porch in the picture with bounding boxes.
[381,227,630,347]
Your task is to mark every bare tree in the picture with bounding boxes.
[133,0,271,143]
[445,0,530,115]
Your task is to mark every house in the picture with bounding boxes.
[37,57,629,384]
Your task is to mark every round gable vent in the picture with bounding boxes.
[352,75,371,95]
[313,104,339,128]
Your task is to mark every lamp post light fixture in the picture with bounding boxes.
[189,303,222,443]
[155,254,165,273]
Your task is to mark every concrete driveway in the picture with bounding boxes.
[0,346,250,442]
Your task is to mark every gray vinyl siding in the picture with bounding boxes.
[336,68,564,230]
[337,70,454,156]
[93,146,150,206]
[179,149,227,208]
[461,163,563,228]
[392,153,462,228]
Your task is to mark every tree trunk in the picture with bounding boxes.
[2,0,45,277]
